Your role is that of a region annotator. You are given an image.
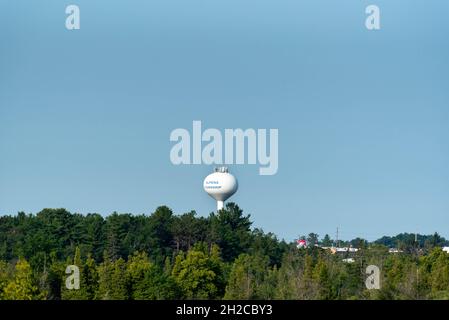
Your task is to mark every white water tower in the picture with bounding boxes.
[203,167,238,211]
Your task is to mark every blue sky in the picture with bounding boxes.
[1,0,448,242]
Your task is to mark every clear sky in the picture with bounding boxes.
[1,0,448,242]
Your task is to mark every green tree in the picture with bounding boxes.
[307,233,319,247]
[130,254,180,300]
[172,243,225,299]
[148,206,175,264]
[429,249,449,296]
[126,251,153,299]
[97,253,128,300]
[3,258,40,300]
[82,254,99,299]
[298,254,318,299]
[171,211,206,252]
[312,257,333,299]
[82,214,105,262]
[208,203,252,262]
[275,250,303,299]
[0,260,12,298]
[321,234,332,247]
[249,229,287,267]
[105,213,133,261]
[224,253,272,299]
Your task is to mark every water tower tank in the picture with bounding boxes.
[203,167,238,211]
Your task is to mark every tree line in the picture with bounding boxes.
[0,204,448,300]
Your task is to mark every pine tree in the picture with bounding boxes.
[126,251,153,299]
[83,254,99,299]
[430,249,449,296]
[322,234,333,247]
[224,253,271,299]
[208,203,252,262]
[97,252,128,300]
[0,260,12,299]
[312,258,332,299]
[298,254,318,299]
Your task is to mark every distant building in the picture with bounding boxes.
[296,239,307,249]
[442,247,449,253]
[324,247,359,254]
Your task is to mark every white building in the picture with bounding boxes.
[388,248,403,253]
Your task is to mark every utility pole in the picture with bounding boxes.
[415,232,418,256]
[336,227,339,248]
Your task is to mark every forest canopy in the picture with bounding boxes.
[0,203,448,300]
